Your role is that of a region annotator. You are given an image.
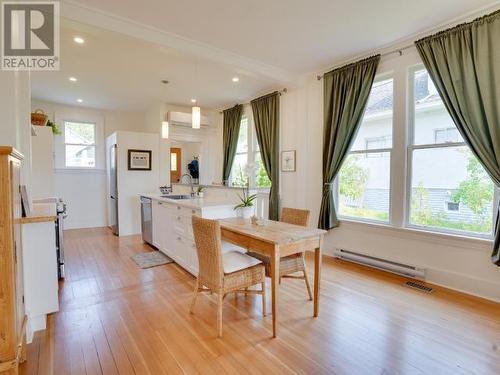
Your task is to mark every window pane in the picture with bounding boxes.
[231,153,248,187]
[255,152,271,188]
[351,78,393,151]
[338,153,390,222]
[410,146,493,235]
[65,145,96,167]
[236,118,248,153]
[170,152,177,171]
[65,121,96,145]
[413,69,464,145]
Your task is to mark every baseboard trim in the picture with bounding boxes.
[323,250,500,303]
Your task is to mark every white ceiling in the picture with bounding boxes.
[65,0,500,74]
[32,0,500,111]
[31,21,283,111]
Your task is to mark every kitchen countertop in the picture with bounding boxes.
[140,193,237,210]
[172,183,246,191]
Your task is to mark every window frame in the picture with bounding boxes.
[229,114,271,189]
[335,74,394,225]
[405,65,497,240]
[63,120,97,169]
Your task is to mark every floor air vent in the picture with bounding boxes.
[404,281,433,293]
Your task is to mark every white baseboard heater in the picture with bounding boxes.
[333,249,426,279]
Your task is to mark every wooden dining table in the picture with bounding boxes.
[219,217,327,338]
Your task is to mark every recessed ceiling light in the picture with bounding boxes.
[73,36,85,44]
[232,77,240,82]
[191,98,197,103]
[76,99,83,103]
[69,77,77,82]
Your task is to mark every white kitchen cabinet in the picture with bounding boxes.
[151,200,162,248]
[21,220,59,343]
[146,195,237,276]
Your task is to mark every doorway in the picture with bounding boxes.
[170,147,181,183]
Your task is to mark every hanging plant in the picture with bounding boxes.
[46,119,61,135]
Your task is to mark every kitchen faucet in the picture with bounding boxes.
[181,174,195,196]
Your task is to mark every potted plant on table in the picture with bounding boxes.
[234,185,256,219]
[196,186,205,198]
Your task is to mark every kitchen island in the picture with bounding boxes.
[140,193,240,275]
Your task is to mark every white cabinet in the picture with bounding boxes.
[149,198,236,276]
[152,200,162,248]
[21,220,59,343]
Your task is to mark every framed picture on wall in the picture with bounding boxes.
[128,149,152,170]
[281,150,296,172]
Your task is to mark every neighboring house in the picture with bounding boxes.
[339,70,493,228]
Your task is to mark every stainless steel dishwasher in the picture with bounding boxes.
[140,196,153,245]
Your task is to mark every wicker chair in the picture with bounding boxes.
[190,216,266,337]
[248,207,313,300]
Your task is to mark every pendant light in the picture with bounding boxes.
[161,119,169,139]
[192,106,200,129]
[160,79,169,138]
[191,60,201,129]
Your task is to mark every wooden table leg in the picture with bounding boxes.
[270,244,280,338]
[313,237,323,317]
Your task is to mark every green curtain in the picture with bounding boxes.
[318,55,380,230]
[251,92,280,220]
[415,10,500,265]
[222,104,243,185]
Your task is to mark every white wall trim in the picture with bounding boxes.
[54,168,106,175]
[337,219,492,253]
[322,252,500,303]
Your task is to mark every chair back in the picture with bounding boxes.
[191,216,223,290]
[281,207,310,227]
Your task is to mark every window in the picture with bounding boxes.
[64,121,96,168]
[230,116,271,188]
[446,202,460,212]
[408,69,494,236]
[230,117,249,186]
[170,152,178,171]
[434,127,461,144]
[337,77,393,222]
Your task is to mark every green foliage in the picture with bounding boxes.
[452,157,493,217]
[411,182,433,224]
[46,119,61,135]
[340,206,389,221]
[232,166,248,187]
[339,155,368,201]
[234,188,257,209]
[410,154,493,234]
[255,157,271,188]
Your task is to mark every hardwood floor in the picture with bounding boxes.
[20,227,500,375]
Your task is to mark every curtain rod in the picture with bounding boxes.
[316,44,414,80]
[219,88,287,114]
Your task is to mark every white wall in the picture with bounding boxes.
[279,49,500,302]
[31,126,55,199]
[170,140,201,180]
[114,131,160,236]
[145,102,223,186]
[31,99,146,229]
[0,70,32,193]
